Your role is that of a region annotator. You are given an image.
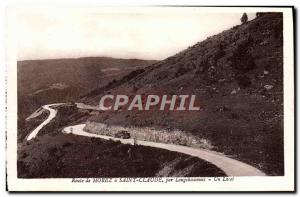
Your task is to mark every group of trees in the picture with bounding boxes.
[240,12,268,24]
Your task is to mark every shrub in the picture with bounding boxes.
[240,13,248,24]
[235,74,251,88]
[229,39,256,72]
[256,12,270,17]
[84,121,213,149]
[231,54,256,72]
[214,48,226,60]
[175,67,189,77]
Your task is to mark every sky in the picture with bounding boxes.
[15,7,256,60]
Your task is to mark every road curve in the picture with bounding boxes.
[26,103,266,176]
[63,124,266,177]
[26,103,64,141]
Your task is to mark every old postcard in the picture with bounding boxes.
[6,6,294,192]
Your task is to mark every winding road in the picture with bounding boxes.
[26,103,266,176]
[26,103,64,141]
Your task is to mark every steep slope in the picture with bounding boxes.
[82,13,284,175]
[18,134,226,178]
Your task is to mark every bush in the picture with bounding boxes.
[241,13,248,24]
[235,74,251,88]
[229,40,256,72]
[175,67,189,77]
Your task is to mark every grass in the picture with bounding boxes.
[84,121,213,149]
[18,133,226,178]
[18,110,49,143]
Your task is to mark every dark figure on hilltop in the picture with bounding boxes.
[241,13,248,24]
[256,12,270,17]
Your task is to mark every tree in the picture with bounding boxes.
[256,12,270,17]
[240,13,248,24]
[256,12,264,17]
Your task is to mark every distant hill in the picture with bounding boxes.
[18,57,156,119]
[82,13,284,175]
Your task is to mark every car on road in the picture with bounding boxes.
[114,130,131,139]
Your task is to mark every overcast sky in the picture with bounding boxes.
[16,7,256,60]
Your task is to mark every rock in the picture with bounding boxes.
[259,41,268,46]
[264,85,274,90]
[208,66,215,72]
[231,89,237,94]
[264,70,269,75]
[217,106,229,112]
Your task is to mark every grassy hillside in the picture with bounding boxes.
[18,133,226,178]
[18,104,225,178]
[81,13,284,175]
[18,57,156,120]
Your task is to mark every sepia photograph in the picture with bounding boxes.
[6,5,294,192]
